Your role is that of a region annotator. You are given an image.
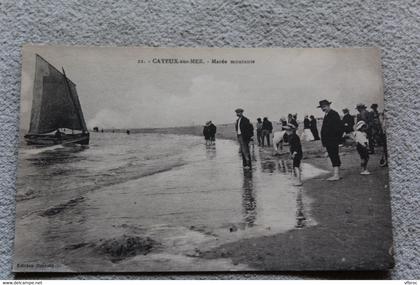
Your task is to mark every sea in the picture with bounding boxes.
[14,132,329,272]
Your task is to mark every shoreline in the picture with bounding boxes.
[199,139,394,272]
[121,127,394,272]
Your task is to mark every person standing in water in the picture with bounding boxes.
[203,121,211,146]
[208,121,217,145]
[261,117,273,147]
[318,100,344,181]
[235,108,254,169]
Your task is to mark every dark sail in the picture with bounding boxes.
[28,55,88,134]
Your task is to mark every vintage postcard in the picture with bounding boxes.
[14,46,393,272]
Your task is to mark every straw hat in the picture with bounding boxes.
[355,120,366,131]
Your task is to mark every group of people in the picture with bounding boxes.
[203,100,386,186]
[304,99,387,181]
[255,117,273,147]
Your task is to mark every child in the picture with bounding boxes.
[354,121,370,175]
[285,123,303,186]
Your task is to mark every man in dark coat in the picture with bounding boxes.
[342,108,355,134]
[318,100,344,181]
[235,108,254,169]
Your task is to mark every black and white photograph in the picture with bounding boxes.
[13,46,393,272]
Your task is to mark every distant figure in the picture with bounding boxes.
[284,123,303,186]
[261,117,273,147]
[208,121,217,145]
[280,116,289,144]
[126,129,130,135]
[288,114,298,128]
[235,108,254,169]
[101,129,104,133]
[301,115,315,141]
[256,118,263,146]
[356,103,374,153]
[318,99,344,181]
[309,115,320,141]
[354,121,371,175]
[342,108,355,134]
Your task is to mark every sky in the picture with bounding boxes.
[20,46,385,130]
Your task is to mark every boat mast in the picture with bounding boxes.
[62,67,87,134]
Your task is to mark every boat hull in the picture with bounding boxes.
[24,133,90,146]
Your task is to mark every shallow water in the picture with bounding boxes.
[14,132,328,272]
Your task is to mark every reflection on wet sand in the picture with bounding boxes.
[14,133,329,271]
[241,170,256,227]
[295,187,306,229]
[205,145,217,160]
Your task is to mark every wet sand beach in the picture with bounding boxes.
[14,132,328,272]
[201,141,394,271]
[127,123,393,271]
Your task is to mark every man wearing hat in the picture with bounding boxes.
[235,108,254,169]
[318,99,344,181]
[342,108,355,134]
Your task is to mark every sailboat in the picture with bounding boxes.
[24,55,89,146]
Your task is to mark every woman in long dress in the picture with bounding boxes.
[301,115,315,141]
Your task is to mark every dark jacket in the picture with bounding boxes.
[342,114,355,133]
[321,109,344,146]
[203,126,210,139]
[235,116,254,141]
[262,120,273,132]
[303,118,310,129]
